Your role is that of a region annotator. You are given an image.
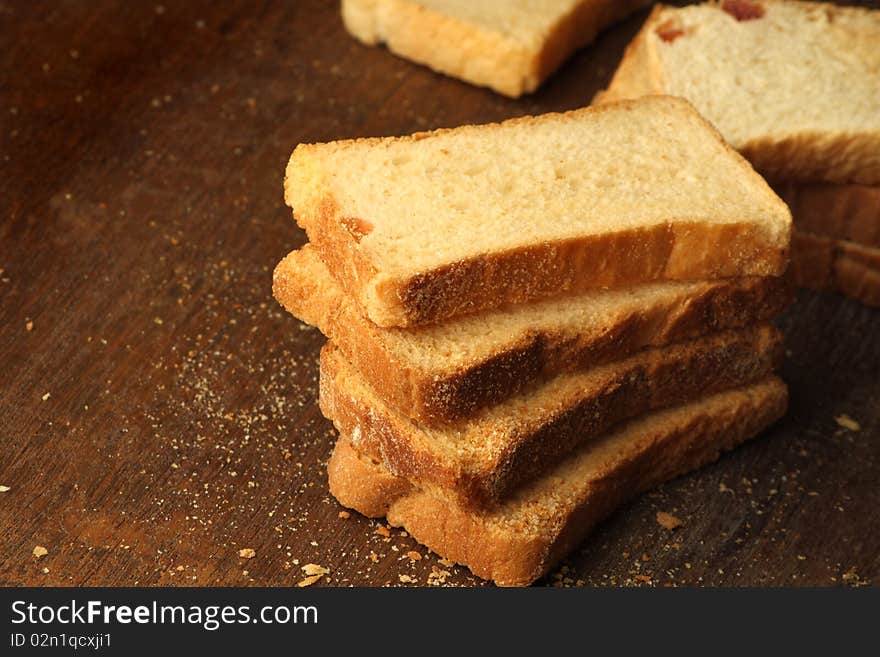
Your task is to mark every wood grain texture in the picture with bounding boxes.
[0,0,877,587]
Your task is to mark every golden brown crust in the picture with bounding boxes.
[319,326,783,507]
[741,133,880,187]
[327,378,789,586]
[273,246,792,425]
[791,231,880,306]
[341,0,652,98]
[307,210,789,327]
[773,181,880,248]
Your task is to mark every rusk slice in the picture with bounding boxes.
[598,2,880,185]
[341,0,652,97]
[791,232,880,307]
[319,325,782,507]
[328,378,789,586]
[286,96,791,327]
[275,244,791,424]
[774,181,880,249]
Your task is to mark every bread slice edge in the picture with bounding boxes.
[273,244,791,424]
[319,325,783,506]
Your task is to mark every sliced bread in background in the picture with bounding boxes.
[598,1,880,185]
[285,96,791,327]
[791,232,880,307]
[319,326,782,507]
[341,0,653,97]
[328,378,789,586]
[275,245,791,424]
[597,1,879,306]
[775,182,880,249]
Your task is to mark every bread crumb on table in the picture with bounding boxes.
[297,565,329,587]
[656,511,684,530]
[301,563,329,576]
[835,414,861,431]
[0,485,10,492]
[238,548,256,559]
[33,546,48,558]
[337,510,350,519]
[427,566,451,586]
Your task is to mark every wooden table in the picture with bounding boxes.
[2,0,878,587]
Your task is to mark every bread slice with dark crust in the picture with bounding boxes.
[286,96,791,327]
[791,231,880,307]
[319,325,783,507]
[274,245,791,425]
[328,377,789,586]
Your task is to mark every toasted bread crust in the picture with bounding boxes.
[595,4,665,104]
[307,211,788,327]
[791,231,880,306]
[774,181,880,248]
[341,0,652,97]
[740,133,880,187]
[327,378,788,586]
[273,246,791,425]
[319,326,783,507]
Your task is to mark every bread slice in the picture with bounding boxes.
[774,181,880,249]
[286,96,792,327]
[598,2,880,185]
[328,377,788,586]
[319,325,782,507]
[275,245,791,424]
[341,0,652,97]
[791,231,880,307]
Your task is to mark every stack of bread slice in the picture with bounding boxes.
[274,96,793,586]
[598,0,880,306]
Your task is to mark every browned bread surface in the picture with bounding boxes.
[791,231,880,307]
[774,181,880,249]
[319,325,783,506]
[327,378,789,586]
[274,245,791,424]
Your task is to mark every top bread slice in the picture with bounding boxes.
[598,1,880,185]
[341,0,653,97]
[285,96,791,327]
[274,244,790,424]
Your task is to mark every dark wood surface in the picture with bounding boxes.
[2,0,878,587]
